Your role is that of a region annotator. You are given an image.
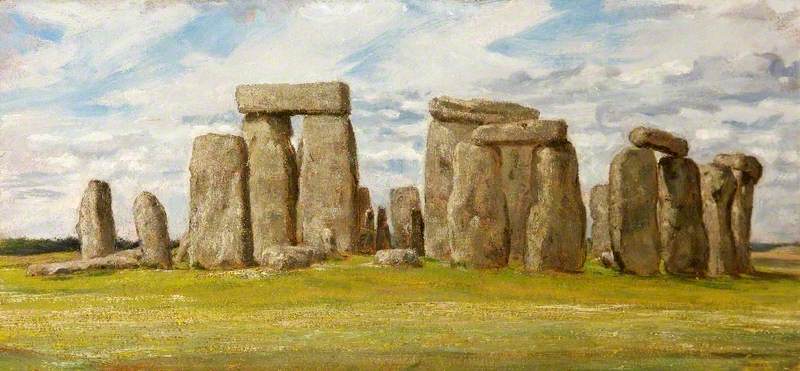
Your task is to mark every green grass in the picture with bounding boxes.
[0,249,799,370]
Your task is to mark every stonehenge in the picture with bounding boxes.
[133,192,172,269]
[700,164,738,276]
[389,186,422,251]
[589,184,611,259]
[77,180,117,260]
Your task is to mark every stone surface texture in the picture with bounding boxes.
[28,249,142,276]
[589,184,611,259]
[374,249,422,268]
[700,164,738,276]
[471,119,567,146]
[77,180,117,260]
[500,146,537,264]
[390,186,422,251]
[235,82,350,115]
[133,192,172,269]
[628,126,689,157]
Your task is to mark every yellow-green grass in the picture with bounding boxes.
[0,248,798,370]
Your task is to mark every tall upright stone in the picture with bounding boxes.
[355,187,375,254]
[133,192,172,269]
[589,184,611,259]
[700,164,737,276]
[657,157,708,275]
[609,147,661,276]
[242,113,298,265]
[410,208,425,257]
[447,142,509,268]
[187,134,253,269]
[500,146,536,264]
[375,206,392,251]
[390,186,422,250]
[77,180,116,260]
[713,153,763,274]
[424,97,539,260]
[296,114,359,252]
[525,142,586,272]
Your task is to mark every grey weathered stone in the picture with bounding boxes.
[374,249,422,268]
[187,134,253,269]
[628,126,689,157]
[243,113,298,265]
[173,230,189,263]
[700,164,737,276]
[390,186,421,251]
[471,119,567,146]
[609,146,661,276]
[410,208,425,257]
[27,249,142,276]
[525,142,586,272]
[77,180,116,260]
[259,245,328,271]
[235,81,350,115]
[133,192,172,269]
[714,153,762,274]
[657,157,708,276]
[355,187,375,254]
[600,250,618,269]
[500,145,536,264]
[589,184,611,259]
[296,114,359,253]
[447,142,509,268]
[429,96,540,125]
[375,206,392,251]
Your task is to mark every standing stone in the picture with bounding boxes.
[375,206,392,251]
[133,192,172,269]
[525,142,586,272]
[296,114,359,252]
[609,147,661,276]
[410,208,425,257]
[424,97,539,260]
[77,180,116,260]
[355,187,375,254]
[657,157,709,275]
[187,134,253,269]
[447,142,509,268]
[242,113,298,265]
[589,184,611,259]
[700,164,737,276]
[714,153,763,274]
[390,186,422,250]
[500,146,536,263]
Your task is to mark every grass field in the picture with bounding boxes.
[0,246,799,370]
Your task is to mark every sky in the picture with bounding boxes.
[1,0,799,243]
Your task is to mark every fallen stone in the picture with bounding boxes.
[700,164,738,276]
[375,206,392,251]
[77,180,117,260]
[243,113,299,266]
[296,114,359,253]
[429,96,540,125]
[410,208,425,257]
[133,192,172,269]
[374,249,422,268]
[447,142,509,268]
[589,184,611,259]
[235,81,350,115]
[27,249,142,276]
[390,186,422,251]
[628,126,689,157]
[609,146,661,276]
[187,134,253,269]
[259,245,328,271]
[657,157,708,276]
[525,142,586,272]
[471,119,567,146]
[500,145,536,264]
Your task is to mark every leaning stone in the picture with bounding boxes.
[390,186,421,250]
[243,113,299,265]
[628,126,689,157]
[374,249,422,268]
[133,192,172,269]
[525,142,587,272]
[700,164,737,276]
[447,142,509,268]
[589,184,611,259]
[501,146,536,264]
[657,157,708,276]
[713,153,763,182]
[714,153,762,274]
[27,249,142,276]
[609,147,661,276]
[429,96,539,125]
[187,134,253,269]
[410,208,425,257]
[471,119,567,146]
[235,81,350,115]
[296,114,359,252]
[77,180,117,260]
[375,206,392,251]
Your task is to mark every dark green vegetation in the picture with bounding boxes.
[0,243,798,370]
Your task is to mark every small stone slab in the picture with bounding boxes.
[628,127,689,157]
[429,96,539,125]
[259,245,329,271]
[235,81,350,115]
[27,249,142,276]
[471,119,567,146]
[713,153,763,182]
[374,249,422,268]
